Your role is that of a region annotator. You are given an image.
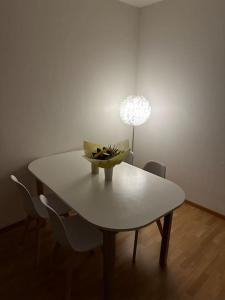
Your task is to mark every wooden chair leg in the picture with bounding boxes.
[65,264,73,300]
[156,219,163,236]
[132,230,139,264]
[35,218,42,268]
[21,216,32,245]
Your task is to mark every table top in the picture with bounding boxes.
[28,150,185,232]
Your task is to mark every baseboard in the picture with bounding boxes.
[185,200,225,220]
[0,219,25,234]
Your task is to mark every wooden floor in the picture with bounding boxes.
[0,203,225,300]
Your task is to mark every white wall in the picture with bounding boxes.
[136,0,225,214]
[1,0,224,228]
[0,0,139,228]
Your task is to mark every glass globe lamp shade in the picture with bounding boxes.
[120,96,151,126]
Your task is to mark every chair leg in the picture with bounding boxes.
[89,249,95,256]
[21,216,32,245]
[35,218,42,268]
[65,264,73,300]
[132,230,139,264]
[156,219,163,236]
[52,242,61,266]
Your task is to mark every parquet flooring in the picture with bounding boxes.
[0,203,225,300]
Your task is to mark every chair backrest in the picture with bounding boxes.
[143,161,166,178]
[124,151,134,165]
[40,195,70,248]
[10,175,39,217]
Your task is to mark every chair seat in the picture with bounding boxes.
[33,194,70,219]
[62,215,103,252]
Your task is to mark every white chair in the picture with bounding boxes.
[132,161,167,263]
[143,161,166,178]
[40,195,103,300]
[10,175,70,266]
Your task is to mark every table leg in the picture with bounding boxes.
[103,230,116,300]
[159,212,173,268]
[36,179,44,195]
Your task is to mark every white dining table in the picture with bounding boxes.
[28,150,185,300]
